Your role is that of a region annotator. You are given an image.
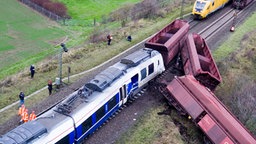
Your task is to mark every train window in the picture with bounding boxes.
[56,135,69,144]
[82,116,92,133]
[140,68,147,80]
[158,60,159,65]
[131,74,138,83]
[108,95,117,111]
[96,105,105,121]
[148,63,154,75]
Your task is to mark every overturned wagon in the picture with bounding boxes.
[159,75,256,144]
[181,33,222,90]
[145,19,189,65]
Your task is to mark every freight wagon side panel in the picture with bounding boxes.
[145,19,189,65]
[181,34,201,76]
[198,114,234,144]
[178,75,256,144]
[182,33,221,90]
[192,34,221,82]
[166,78,204,120]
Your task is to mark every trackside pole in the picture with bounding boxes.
[230,1,240,32]
[230,11,237,32]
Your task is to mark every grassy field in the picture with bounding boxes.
[213,13,256,62]
[0,0,66,80]
[57,0,141,20]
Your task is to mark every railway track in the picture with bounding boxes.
[197,8,235,40]
[188,18,199,30]
[198,1,256,41]
[2,3,256,143]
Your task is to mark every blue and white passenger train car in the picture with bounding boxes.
[0,48,165,144]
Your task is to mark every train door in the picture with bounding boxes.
[131,74,139,91]
[119,84,127,105]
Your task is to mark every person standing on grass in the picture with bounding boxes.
[19,91,25,107]
[127,35,132,42]
[107,34,112,45]
[30,65,35,78]
[48,80,53,95]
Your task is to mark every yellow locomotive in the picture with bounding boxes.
[192,0,230,19]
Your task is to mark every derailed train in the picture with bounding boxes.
[0,19,255,144]
[0,48,165,144]
[145,20,255,143]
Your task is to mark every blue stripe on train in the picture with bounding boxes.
[74,93,120,143]
[68,80,136,143]
[75,104,120,143]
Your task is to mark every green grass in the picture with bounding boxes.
[56,0,141,20]
[116,105,185,144]
[213,13,256,62]
[0,0,66,79]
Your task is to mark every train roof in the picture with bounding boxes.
[0,121,47,144]
[85,48,159,92]
[40,48,160,124]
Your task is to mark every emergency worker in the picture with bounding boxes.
[18,104,26,116]
[29,111,37,121]
[20,109,29,124]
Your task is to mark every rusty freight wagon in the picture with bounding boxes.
[145,19,189,66]
[181,33,221,90]
[159,75,256,144]
[233,0,253,9]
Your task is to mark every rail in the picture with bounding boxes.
[198,1,256,41]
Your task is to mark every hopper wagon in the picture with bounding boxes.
[145,19,189,66]
[181,33,222,90]
[159,75,256,144]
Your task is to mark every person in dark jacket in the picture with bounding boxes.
[30,65,35,78]
[48,80,53,95]
[19,91,25,107]
[127,35,132,42]
[107,34,112,45]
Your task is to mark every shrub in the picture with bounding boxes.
[30,0,68,17]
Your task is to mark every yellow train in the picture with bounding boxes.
[192,0,230,19]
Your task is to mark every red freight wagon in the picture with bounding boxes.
[165,80,204,120]
[181,33,222,90]
[233,0,253,9]
[145,19,189,65]
[174,75,256,144]
[198,114,234,144]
